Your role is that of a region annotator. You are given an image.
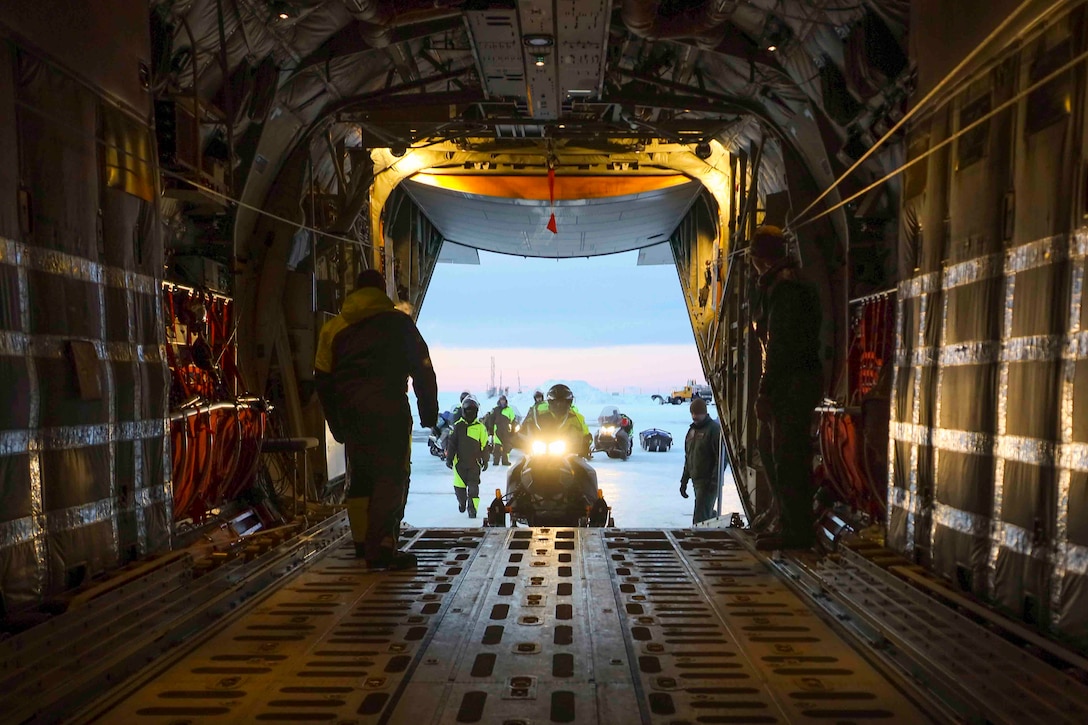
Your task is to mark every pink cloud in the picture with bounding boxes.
[425,344,704,393]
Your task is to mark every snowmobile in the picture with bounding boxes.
[486,437,612,527]
[427,411,454,459]
[593,406,634,460]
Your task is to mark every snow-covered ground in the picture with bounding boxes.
[402,381,744,529]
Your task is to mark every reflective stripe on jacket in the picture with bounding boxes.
[448,417,489,487]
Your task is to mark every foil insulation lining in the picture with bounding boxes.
[156,283,173,526]
[1053,230,1088,615]
[0,332,162,363]
[894,290,932,554]
[898,291,931,553]
[97,264,120,562]
[0,420,166,550]
[931,278,950,559]
[887,292,907,547]
[1,484,171,551]
[9,238,46,600]
[996,264,1018,592]
[890,230,1088,581]
[892,426,1085,470]
[128,286,146,554]
[0,236,166,594]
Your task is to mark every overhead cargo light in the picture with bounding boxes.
[567,89,593,97]
[523,34,554,47]
[535,56,546,67]
[270,1,296,20]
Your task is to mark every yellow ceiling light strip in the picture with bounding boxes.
[409,173,693,200]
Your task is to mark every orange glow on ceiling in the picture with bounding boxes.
[409,173,692,200]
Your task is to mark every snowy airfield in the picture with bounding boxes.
[402,381,744,529]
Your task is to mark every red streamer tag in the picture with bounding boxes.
[546,167,557,233]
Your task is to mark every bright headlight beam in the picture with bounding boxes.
[547,440,567,455]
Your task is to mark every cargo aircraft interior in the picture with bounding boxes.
[3,0,1088,722]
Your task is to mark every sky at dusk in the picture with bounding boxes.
[415,249,705,394]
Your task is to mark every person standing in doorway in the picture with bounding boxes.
[315,269,438,570]
[680,397,721,525]
[749,225,822,550]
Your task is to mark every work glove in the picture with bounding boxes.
[679,481,689,499]
[481,459,489,472]
[446,459,454,470]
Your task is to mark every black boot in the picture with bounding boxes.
[367,548,418,570]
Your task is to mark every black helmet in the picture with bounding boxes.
[533,390,544,402]
[460,390,471,402]
[546,384,574,415]
[498,395,508,407]
[461,396,479,421]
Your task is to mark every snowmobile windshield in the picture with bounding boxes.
[597,406,621,425]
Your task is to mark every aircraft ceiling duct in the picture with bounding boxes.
[341,0,461,47]
[619,0,734,45]
[465,0,611,120]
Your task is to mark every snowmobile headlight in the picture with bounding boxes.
[600,425,616,435]
[531,440,548,455]
[547,440,567,455]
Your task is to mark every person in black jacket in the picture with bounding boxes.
[749,226,822,550]
[680,397,721,524]
[445,396,491,518]
[315,270,439,570]
[444,390,472,458]
[487,395,518,465]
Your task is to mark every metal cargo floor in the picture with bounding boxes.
[87,528,931,724]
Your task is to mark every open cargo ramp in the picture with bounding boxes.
[8,525,1088,724]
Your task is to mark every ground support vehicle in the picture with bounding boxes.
[652,380,713,405]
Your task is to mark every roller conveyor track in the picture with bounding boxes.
[772,544,1088,725]
[68,527,944,724]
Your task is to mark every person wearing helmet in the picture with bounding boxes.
[445,390,474,458]
[748,225,822,550]
[513,383,597,508]
[486,394,518,466]
[528,390,546,415]
[519,384,592,458]
[315,269,438,570]
[445,396,491,518]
